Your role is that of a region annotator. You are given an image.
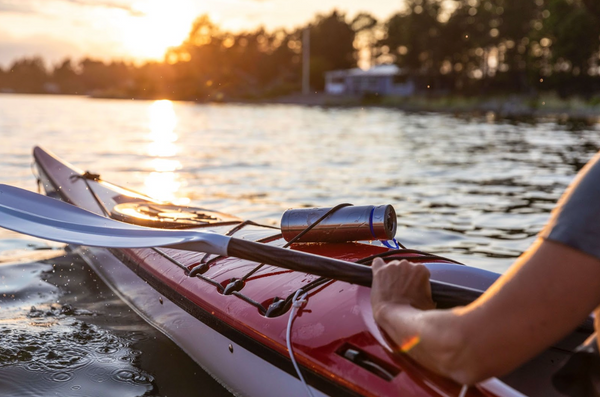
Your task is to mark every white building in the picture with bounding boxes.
[324,64,415,97]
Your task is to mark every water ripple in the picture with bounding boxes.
[2,97,595,271]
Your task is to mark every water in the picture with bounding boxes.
[0,93,599,396]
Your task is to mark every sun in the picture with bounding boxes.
[122,0,195,61]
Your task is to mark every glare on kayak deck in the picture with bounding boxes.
[144,100,190,205]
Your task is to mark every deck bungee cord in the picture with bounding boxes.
[231,203,354,298]
[70,173,117,217]
[67,172,280,315]
[230,203,411,317]
[189,220,280,277]
[33,166,474,321]
[65,169,334,316]
[357,249,465,266]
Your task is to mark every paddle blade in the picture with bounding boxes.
[0,184,229,254]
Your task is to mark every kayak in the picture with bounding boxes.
[12,146,592,396]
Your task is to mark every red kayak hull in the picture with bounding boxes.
[33,146,586,397]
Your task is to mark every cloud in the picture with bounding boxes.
[0,1,36,13]
[0,32,83,68]
[64,0,145,16]
[0,0,144,16]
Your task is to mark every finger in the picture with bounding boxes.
[371,257,385,271]
[415,263,431,280]
[418,268,435,310]
[398,259,418,269]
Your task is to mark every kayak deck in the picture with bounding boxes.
[32,146,592,397]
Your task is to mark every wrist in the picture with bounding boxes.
[372,301,411,324]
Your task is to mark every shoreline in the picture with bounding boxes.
[3,91,599,123]
[240,93,600,124]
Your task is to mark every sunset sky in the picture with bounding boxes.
[0,0,402,67]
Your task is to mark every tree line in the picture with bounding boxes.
[0,0,599,100]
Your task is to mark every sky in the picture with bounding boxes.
[0,0,403,68]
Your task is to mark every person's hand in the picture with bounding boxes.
[371,258,435,321]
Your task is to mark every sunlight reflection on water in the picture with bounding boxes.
[144,99,189,204]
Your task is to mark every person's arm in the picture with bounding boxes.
[371,238,600,385]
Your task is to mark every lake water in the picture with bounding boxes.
[0,93,598,396]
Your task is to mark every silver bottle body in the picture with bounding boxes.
[281,205,397,243]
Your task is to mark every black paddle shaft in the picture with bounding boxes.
[227,239,483,307]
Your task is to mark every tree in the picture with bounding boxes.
[5,57,48,93]
[308,11,356,90]
[379,0,445,89]
[541,0,600,96]
[52,59,81,94]
[581,0,600,20]
[543,0,599,72]
[351,12,379,67]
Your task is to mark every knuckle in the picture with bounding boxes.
[398,260,412,269]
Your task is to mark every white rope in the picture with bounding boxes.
[286,290,315,397]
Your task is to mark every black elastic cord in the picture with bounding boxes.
[265,276,334,317]
[222,203,354,317]
[283,203,353,245]
[393,240,407,249]
[284,276,331,303]
[74,170,158,200]
[193,220,280,270]
[231,291,267,315]
[238,203,353,283]
[69,173,111,216]
[356,249,464,266]
[189,232,282,277]
[73,169,268,311]
[151,246,224,292]
[228,219,280,233]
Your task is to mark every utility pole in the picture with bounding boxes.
[302,26,310,95]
